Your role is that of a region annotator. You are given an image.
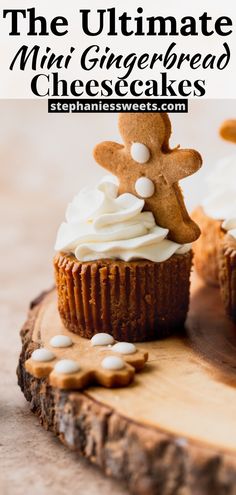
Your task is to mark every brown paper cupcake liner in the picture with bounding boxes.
[192,206,224,286]
[219,234,236,322]
[54,252,193,342]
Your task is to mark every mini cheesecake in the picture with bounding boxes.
[219,234,236,322]
[192,206,224,286]
[54,251,193,342]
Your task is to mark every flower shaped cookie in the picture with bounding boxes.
[25,332,148,390]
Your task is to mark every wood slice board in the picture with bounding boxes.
[17,275,236,495]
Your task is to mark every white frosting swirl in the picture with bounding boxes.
[55,176,191,262]
[202,155,236,220]
[222,217,236,239]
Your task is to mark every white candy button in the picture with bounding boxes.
[50,335,73,348]
[112,342,136,355]
[54,359,81,374]
[91,333,115,346]
[131,143,150,163]
[135,177,155,198]
[31,348,55,362]
[101,356,125,371]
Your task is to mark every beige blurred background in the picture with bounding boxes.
[1,99,236,495]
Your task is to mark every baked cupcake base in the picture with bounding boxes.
[219,235,236,322]
[192,207,224,286]
[54,252,193,342]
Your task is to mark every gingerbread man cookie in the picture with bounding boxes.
[25,332,148,390]
[93,113,202,244]
[220,120,236,143]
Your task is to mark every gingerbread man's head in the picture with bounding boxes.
[93,113,202,244]
[119,113,172,155]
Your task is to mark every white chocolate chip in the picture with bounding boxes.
[54,359,81,374]
[131,143,150,163]
[175,437,188,448]
[112,342,137,355]
[135,177,155,198]
[91,333,115,346]
[31,348,55,362]
[50,335,73,348]
[101,356,125,371]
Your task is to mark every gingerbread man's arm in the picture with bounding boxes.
[93,141,127,176]
[162,149,202,184]
[220,120,236,143]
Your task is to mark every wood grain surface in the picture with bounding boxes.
[17,275,236,494]
[188,280,236,386]
[23,278,236,452]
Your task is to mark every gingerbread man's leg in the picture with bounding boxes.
[145,185,200,244]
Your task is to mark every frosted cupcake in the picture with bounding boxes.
[54,113,202,341]
[218,220,236,322]
[54,176,193,340]
[193,120,236,287]
[192,155,236,286]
